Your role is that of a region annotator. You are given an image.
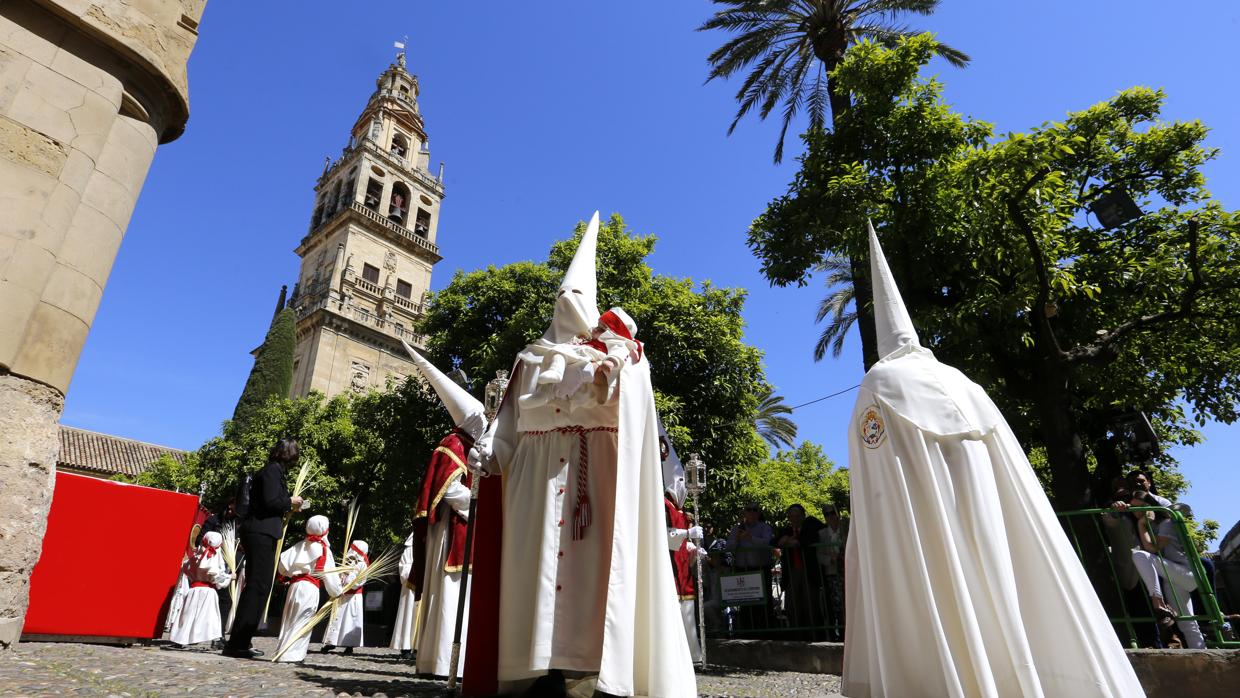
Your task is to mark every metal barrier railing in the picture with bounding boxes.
[1056,506,1238,649]
[703,541,844,641]
[700,510,1237,649]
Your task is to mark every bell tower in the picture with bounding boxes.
[288,48,445,397]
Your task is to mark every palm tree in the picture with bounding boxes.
[701,1,967,369]
[813,256,856,361]
[699,0,969,163]
[756,385,799,449]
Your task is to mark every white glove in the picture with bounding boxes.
[468,434,494,474]
[695,546,709,560]
[687,525,703,541]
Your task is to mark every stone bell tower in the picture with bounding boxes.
[288,48,445,397]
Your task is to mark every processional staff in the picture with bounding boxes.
[686,452,708,670]
[446,369,508,692]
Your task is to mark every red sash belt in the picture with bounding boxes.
[190,581,213,589]
[291,574,321,588]
[523,425,618,541]
[347,587,364,596]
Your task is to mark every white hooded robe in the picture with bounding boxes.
[842,223,1144,698]
[275,517,343,663]
[323,542,368,648]
[480,212,696,696]
[389,533,418,652]
[169,532,230,646]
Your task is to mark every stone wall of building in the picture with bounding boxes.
[0,0,203,647]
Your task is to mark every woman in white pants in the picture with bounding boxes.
[1131,502,1205,648]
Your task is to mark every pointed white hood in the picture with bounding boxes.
[401,340,488,440]
[868,220,919,359]
[658,421,687,508]
[543,211,601,344]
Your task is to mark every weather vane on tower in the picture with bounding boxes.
[394,35,409,66]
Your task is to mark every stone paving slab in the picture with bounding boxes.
[0,637,842,697]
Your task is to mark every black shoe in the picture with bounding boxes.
[399,649,412,660]
[222,647,264,659]
[342,647,354,655]
[320,644,336,654]
[523,670,567,698]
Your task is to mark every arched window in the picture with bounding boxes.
[324,180,341,217]
[343,168,357,209]
[390,132,409,160]
[388,181,411,225]
[364,178,383,211]
[311,198,325,230]
[414,208,431,237]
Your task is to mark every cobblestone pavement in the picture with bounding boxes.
[0,637,842,697]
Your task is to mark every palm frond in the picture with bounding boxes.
[755,384,798,448]
[700,0,966,161]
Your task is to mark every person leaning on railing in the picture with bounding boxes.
[1127,498,1206,649]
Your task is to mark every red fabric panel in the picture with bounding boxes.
[23,472,200,639]
[462,473,502,696]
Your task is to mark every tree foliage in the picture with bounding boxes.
[736,442,849,524]
[748,35,1240,508]
[420,213,772,520]
[124,379,452,547]
[231,307,297,429]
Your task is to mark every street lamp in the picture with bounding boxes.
[686,452,707,669]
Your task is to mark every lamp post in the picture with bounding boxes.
[447,369,508,692]
[686,452,707,669]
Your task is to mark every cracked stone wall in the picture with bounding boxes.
[0,0,202,646]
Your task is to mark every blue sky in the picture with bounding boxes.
[62,2,1237,541]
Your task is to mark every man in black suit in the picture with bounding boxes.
[223,438,304,659]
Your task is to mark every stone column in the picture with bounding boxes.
[0,0,203,647]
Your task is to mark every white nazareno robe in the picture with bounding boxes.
[169,548,230,646]
[415,480,473,676]
[274,539,342,662]
[842,346,1146,697]
[389,534,418,652]
[488,348,696,697]
[323,553,367,648]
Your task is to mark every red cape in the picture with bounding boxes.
[412,429,473,596]
[664,495,695,599]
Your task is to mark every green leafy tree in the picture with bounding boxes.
[748,36,1240,510]
[755,384,798,448]
[736,441,849,524]
[231,307,297,430]
[419,213,771,520]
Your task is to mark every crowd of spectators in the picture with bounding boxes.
[698,501,848,641]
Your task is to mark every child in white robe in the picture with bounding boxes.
[388,533,418,659]
[534,306,641,405]
[169,531,232,647]
[321,540,369,654]
[274,515,343,662]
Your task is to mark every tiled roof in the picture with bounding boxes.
[57,425,187,477]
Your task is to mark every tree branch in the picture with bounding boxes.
[1007,167,1066,358]
[1064,218,1203,364]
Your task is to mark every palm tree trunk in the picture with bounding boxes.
[826,73,880,369]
